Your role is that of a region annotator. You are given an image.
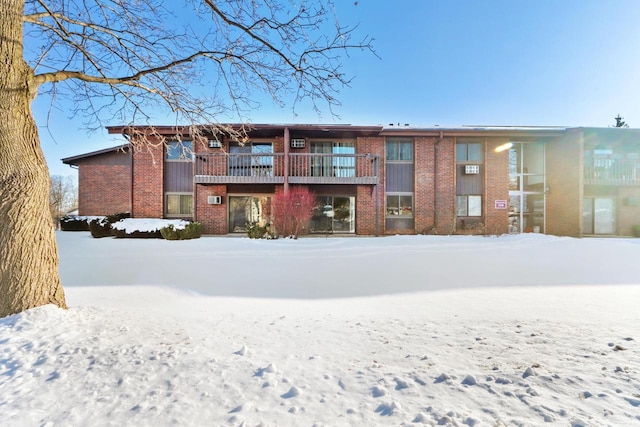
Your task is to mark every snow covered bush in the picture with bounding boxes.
[105,212,130,223]
[60,216,94,231]
[272,187,315,238]
[111,218,191,239]
[87,212,130,238]
[89,218,112,238]
[160,222,203,240]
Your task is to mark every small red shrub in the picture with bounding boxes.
[272,187,315,237]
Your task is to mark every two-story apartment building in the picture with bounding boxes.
[62,124,640,237]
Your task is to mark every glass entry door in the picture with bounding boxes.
[228,195,272,233]
[310,196,355,233]
[508,142,545,233]
[582,197,616,235]
[508,193,544,233]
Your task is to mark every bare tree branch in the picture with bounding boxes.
[23,0,375,136]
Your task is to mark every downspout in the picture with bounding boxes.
[122,132,134,217]
[284,127,290,195]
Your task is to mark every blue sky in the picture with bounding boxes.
[37,0,640,176]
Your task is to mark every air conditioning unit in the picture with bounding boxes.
[290,138,306,148]
[465,165,480,174]
[208,139,222,148]
[207,196,222,204]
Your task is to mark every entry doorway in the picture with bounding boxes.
[508,142,546,233]
[583,198,616,235]
[508,193,545,233]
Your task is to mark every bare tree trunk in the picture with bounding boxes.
[0,0,67,317]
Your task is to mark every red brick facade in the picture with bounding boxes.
[484,139,510,235]
[132,142,164,218]
[75,150,131,216]
[63,124,640,238]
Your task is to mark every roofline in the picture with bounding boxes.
[106,123,384,136]
[61,143,130,165]
[380,126,567,138]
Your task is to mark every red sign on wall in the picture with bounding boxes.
[494,200,508,209]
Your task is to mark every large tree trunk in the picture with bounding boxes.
[0,0,67,317]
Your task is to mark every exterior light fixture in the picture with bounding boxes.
[495,142,514,153]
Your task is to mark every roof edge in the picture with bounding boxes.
[61,143,130,165]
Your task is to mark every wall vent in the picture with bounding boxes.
[465,165,480,174]
[290,138,306,148]
[208,195,222,204]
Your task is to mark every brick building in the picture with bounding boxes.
[62,124,640,237]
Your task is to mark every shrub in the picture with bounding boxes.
[632,225,640,238]
[106,212,130,223]
[246,222,268,239]
[272,187,315,238]
[89,218,112,238]
[112,228,162,238]
[60,216,92,231]
[161,222,203,240]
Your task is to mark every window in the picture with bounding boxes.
[456,195,482,217]
[386,194,413,217]
[229,142,273,176]
[166,140,193,161]
[310,196,355,233]
[228,195,272,233]
[310,141,355,178]
[456,142,482,162]
[166,193,193,217]
[386,140,413,161]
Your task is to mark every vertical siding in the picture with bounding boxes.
[456,164,483,194]
[164,162,194,192]
[385,163,414,192]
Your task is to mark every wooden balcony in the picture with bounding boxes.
[584,159,640,185]
[194,153,378,184]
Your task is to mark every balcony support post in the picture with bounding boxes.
[284,127,290,194]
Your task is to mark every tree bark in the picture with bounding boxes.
[0,0,67,317]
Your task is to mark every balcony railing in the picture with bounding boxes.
[288,153,378,184]
[194,153,378,184]
[584,158,640,185]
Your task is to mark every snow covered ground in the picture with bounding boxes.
[1,233,639,426]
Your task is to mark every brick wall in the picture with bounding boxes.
[76,151,131,216]
[414,137,437,233]
[195,184,228,234]
[78,164,131,215]
[434,138,456,234]
[132,141,164,218]
[484,139,510,235]
[546,130,582,236]
[356,136,385,235]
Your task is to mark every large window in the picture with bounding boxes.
[386,140,413,161]
[385,139,414,231]
[386,194,413,217]
[456,195,482,217]
[456,141,483,230]
[310,141,355,178]
[166,140,193,161]
[508,142,545,233]
[310,196,355,233]
[165,193,193,217]
[228,195,272,233]
[456,142,482,162]
[229,142,273,176]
